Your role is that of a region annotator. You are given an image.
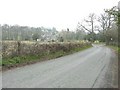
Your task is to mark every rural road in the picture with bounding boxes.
[1,44,118,88]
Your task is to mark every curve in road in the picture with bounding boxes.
[2,44,118,88]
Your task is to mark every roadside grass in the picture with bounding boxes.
[2,45,92,70]
[108,45,120,54]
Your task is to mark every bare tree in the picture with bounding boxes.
[98,7,117,45]
[80,13,96,42]
[84,13,96,33]
[98,14,106,32]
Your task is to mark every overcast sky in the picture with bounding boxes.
[0,0,119,31]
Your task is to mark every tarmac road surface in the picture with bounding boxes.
[1,44,118,88]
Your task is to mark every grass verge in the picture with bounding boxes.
[108,45,120,54]
[2,45,92,70]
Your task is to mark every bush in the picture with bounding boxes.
[2,41,91,59]
[2,42,92,69]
